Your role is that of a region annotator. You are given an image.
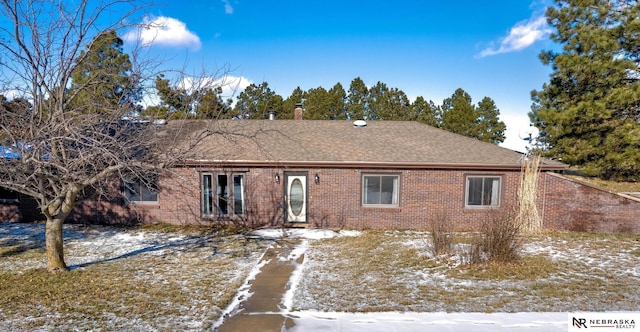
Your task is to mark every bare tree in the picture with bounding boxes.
[0,0,224,272]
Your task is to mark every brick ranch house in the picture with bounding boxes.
[3,113,640,232]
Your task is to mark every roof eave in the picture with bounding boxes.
[177,159,569,171]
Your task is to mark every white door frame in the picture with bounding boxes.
[285,172,307,223]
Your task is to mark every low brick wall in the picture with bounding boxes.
[541,173,640,233]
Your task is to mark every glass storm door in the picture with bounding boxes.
[286,173,307,223]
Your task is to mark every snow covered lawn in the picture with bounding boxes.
[1,223,639,331]
[292,230,640,313]
[0,222,270,331]
[255,228,640,331]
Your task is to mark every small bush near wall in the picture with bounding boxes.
[466,208,522,264]
[429,213,453,256]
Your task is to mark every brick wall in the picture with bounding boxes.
[141,166,523,230]
[131,167,203,225]
[6,167,638,233]
[1,194,43,223]
[305,167,522,230]
[129,167,287,227]
[539,173,640,233]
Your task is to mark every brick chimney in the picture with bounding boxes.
[294,103,303,120]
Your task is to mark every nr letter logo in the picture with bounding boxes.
[573,317,587,328]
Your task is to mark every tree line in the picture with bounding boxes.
[8,0,639,182]
[148,76,507,145]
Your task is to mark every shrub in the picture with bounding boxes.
[429,214,453,256]
[468,208,522,264]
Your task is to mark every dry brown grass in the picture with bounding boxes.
[293,231,440,312]
[449,255,557,280]
[564,174,640,193]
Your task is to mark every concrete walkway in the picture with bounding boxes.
[217,240,301,332]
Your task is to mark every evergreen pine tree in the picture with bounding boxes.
[530,0,640,179]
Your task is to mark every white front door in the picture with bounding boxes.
[286,173,307,223]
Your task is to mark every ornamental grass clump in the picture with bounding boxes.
[516,154,542,234]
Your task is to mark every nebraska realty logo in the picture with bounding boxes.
[569,312,639,330]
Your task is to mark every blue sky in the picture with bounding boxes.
[123,0,557,152]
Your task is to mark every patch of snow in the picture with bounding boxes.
[626,266,640,277]
[281,240,309,311]
[252,228,361,240]
[338,230,362,237]
[211,248,272,330]
[287,229,338,240]
[280,239,309,262]
[251,228,289,239]
[285,311,568,332]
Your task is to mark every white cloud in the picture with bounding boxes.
[221,0,234,14]
[219,76,252,98]
[479,14,551,57]
[140,75,251,109]
[179,75,252,100]
[0,89,21,100]
[124,16,202,50]
[499,112,536,153]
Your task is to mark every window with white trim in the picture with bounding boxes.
[362,174,399,206]
[124,177,158,203]
[202,173,245,216]
[465,176,501,207]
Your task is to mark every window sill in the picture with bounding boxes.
[128,201,159,207]
[362,204,400,209]
[202,214,246,219]
[464,205,500,209]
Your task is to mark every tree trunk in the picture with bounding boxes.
[46,217,69,272]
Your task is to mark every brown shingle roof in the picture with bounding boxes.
[172,120,566,170]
